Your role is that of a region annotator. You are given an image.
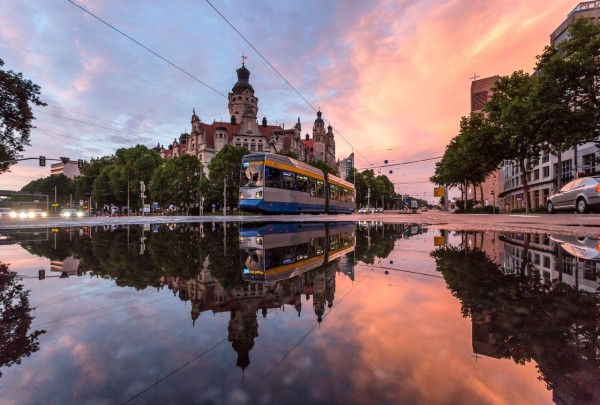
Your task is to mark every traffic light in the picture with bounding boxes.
[39,156,45,166]
[78,159,84,169]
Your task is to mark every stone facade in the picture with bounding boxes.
[156,63,336,173]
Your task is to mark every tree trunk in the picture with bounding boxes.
[519,159,530,213]
[479,184,484,206]
[557,152,562,189]
[463,180,468,211]
[574,145,578,179]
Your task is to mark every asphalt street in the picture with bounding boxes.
[1,210,599,236]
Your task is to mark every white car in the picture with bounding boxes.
[60,208,84,218]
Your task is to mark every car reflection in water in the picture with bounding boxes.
[550,235,600,261]
[240,222,355,283]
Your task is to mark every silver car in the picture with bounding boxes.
[547,176,600,214]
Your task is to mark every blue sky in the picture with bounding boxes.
[0,0,572,200]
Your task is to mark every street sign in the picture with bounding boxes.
[434,187,445,197]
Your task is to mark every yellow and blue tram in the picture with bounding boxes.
[239,153,355,214]
[240,222,356,283]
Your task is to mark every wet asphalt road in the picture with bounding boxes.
[1,210,599,236]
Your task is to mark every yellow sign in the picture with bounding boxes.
[434,236,446,247]
[51,228,59,233]
[434,188,445,197]
[52,203,59,207]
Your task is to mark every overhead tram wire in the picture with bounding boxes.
[357,156,442,171]
[45,104,168,139]
[67,0,371,166]
[66,0,227,99]
[203,0,373,167]
[34,110,165,142]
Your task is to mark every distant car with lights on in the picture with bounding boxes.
[16,209,47,219]
[0,208,16,218]
[60,208,84,218]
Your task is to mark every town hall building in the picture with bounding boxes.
[156,62,337,172]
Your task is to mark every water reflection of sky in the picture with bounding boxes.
[3,222,599,404]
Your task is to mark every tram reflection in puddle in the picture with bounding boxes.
[240,222,355,283]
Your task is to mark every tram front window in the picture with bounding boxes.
[241,160,264,188]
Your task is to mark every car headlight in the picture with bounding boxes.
[42,212,47,217]
[28,212,34,218]
[10,212,16,218]
[77,212,83,217]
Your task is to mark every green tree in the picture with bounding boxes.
[73,156,113,202]
[207,145,249,211]
[90,145,161,211]
[431,112,500,210]
[308,159,339,177]
[485,71,543,213]
[20,174,74,206]
[149,154,202,214]
[277,150,299,160]
[535,18,600,187]
[0,59,46,174]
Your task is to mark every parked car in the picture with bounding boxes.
[358,206,375,214]
[0,208,16,218]
[375,208,384,213]
[547,176,600,214]
[420,206,429,212]
[60,208,84,218]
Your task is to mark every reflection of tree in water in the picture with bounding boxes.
[0,262,46,378]
[355,224,418,264]
[431,243,600,403]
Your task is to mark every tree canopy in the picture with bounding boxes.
[149,154,202,213]
[207,144,249,210]
[536,18,600,153]
[0,58,46,173]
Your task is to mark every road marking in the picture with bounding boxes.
[508,215,540,218]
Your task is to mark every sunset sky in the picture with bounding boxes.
[0,0,575,199]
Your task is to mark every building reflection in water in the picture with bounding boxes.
[159,222,355,371]
[434,230,600,405]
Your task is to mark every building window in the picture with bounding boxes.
[533,169,540,180]
[583,153,596,175]
[257,144,263,151]
[250,144,256,151]
[235,143,241,147]
[561,159,573,182]
[543,166,550,177]
[543,256,550,268]
[542,153,549,163]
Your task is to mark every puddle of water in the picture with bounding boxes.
[0,222,598,404]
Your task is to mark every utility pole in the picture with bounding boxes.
[140,180,146,216]
[223,177,227,217]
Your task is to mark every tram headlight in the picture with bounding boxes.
[239,192,244,199]
[255,191,263,198]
